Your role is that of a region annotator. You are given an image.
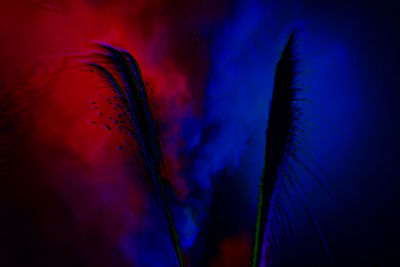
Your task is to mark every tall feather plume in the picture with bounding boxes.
[252,28,332,266]
[87,44,186,267]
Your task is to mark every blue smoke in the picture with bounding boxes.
[180,0,303,249]
[179,0,369,264]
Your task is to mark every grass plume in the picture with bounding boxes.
[252,27,331,266]
[88,44,185,267]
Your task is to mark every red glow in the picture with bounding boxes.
[211,233,252,267]
[0,0,226,265]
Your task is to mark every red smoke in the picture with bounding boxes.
[0,0,226,265]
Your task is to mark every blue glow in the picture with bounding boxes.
[182,0,372,264]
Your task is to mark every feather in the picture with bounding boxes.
[252,27,311,267]
[88,45,185,267]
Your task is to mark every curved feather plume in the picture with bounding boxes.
[252,28,331,266]
[88,44,185,267]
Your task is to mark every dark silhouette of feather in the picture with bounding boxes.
[252,28,331,266]
[252,29,300,267]
[88,45,185,267]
